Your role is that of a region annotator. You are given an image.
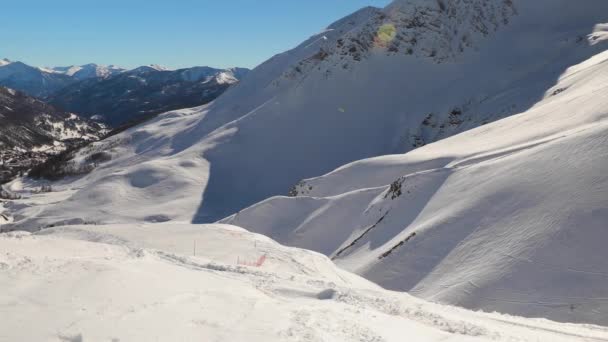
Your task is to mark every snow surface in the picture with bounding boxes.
[2,224,608,341]
[223,48,608,325]
[1,0,607,332]
[48,63,126,80]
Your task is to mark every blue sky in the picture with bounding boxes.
[1,0,391,70]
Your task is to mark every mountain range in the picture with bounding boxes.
[0,59,249,126]
[0,59,75,98]
[48,66,249,126]
[44,63,125,80]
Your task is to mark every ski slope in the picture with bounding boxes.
[2,224,608,341]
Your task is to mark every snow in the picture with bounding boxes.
[591,23,608,45]
[214,71,239,84]
[177,66,245,84]
[48,63,126,80]
[223,48,608,325]
[2,224,608,341]
[0,0,607,333]
[3,106,211,227]
[130,64,171,74]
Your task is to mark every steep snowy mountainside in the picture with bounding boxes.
[188,0,608,221]
[196,6,382,132]
[2,224,607,341]
[2,0,607,228]
[223,48,608,325]
[48,66,250,126]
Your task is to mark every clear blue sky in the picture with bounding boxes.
[1,0,391,70]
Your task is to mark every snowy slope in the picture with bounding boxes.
[172,0,606,221]
[2,224,608,341]
[223,48,608,325]
[0,106,210,226]
[16,0,603,222]
[0,0,607,327]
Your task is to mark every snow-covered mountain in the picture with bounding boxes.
[1,0,607,328]
[48,66,250,126]
[183,0,606,222]
[0,59,75,98]
[223,47,608,325]
[3,224,606,341]
[0,60,124,97]
[48,63,126,80]
[129,64,171,73]
[0,59,246,115]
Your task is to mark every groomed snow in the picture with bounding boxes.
[2,224,608,341]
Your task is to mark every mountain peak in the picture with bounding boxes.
[146,64,170,71]
[129,64,170,74]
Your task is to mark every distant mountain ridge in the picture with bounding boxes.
[0,60,75,98]
[48,66,250,126]
[0,59,250,126]
[46,63,126,80]
[0,59,127,97]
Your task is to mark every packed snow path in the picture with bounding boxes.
[2,224,608,341]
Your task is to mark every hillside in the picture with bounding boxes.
[0,87,108,183]
[223,48,608,325]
